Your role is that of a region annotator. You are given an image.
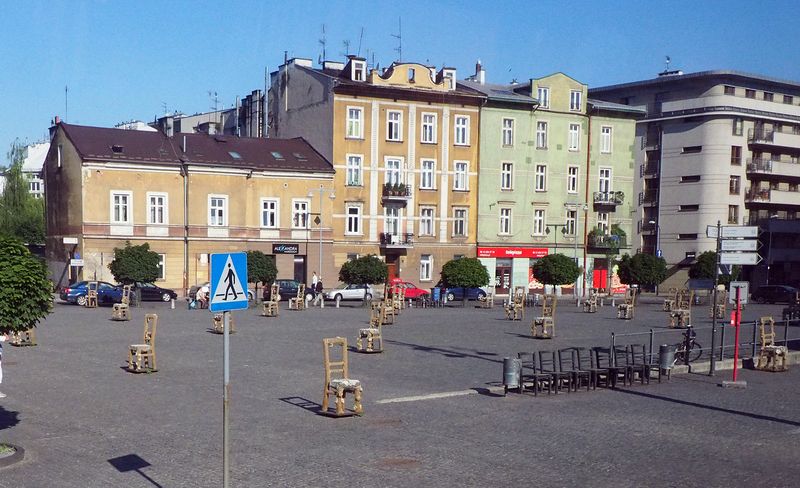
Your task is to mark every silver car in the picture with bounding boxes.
[325,283,374,305]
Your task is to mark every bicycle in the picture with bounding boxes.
[672,325,703,366]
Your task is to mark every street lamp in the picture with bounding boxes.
[308,186,335,284]
[766,214,778,285]
[565,203,589,296]
[545,223,568,250]
[649,219,661,295]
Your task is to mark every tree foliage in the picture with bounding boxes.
[108,241,160,285]
[531,253,581,286]
[0,141,45,245]
[688,251,740,286]
[440,258,490,289]
[339,254,387,286]
[617,253,667,286]
[0,236,52,333]
[246,250,277,285]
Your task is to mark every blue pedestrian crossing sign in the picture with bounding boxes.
[209,252,248,312]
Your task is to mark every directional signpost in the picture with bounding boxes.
[209,252,248,488]
[719,253,762,265]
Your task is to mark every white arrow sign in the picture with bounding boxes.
[721,240,760,251]
[721,226,759,238]
[719,252,762,265]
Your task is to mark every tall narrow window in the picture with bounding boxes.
[568,123,581,151]
[385,158,402,186]
[453,208,467,237]
[499,208,512,235]
[502,118,514,146]
[292,200,309,229]
[421,113,437,143]
[567,166,579,194]
[454,115,470,145]
[453,161,468,190]
[566,210,577,235]
[384,207,400,235]
[261,199,278,228]
[419,207,435,236]
[157,254,166,280]
[537,87,550,108]
[346,205,361,235]
[730,146,742,165]
[597,212,609,233]
[599,168,612,193]
[346,155,363,186]
[111,192,131,224]
[387,110,402,141]
[570,90,582,111]
[600,126,613,153]
[346,107,363,138]
[209,196,227,227]
[729,175,741,195]
[420,159,435,189]
[732,117,743,136]
[501,162,513,190]
[728,205,739,224]
[535,164,547,191]
[420,255,433,281]
[148,193,167,225]
[536,121,548,149]
[533,209,545,236]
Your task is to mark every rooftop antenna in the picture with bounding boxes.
[664,56,671,73]
[392,17,402,62]
[356,27,364,57]
[342,39,351,57]
[318,24,327,64]
[161,102,168,115]
[208,90,219,112]
[64,85,68,123]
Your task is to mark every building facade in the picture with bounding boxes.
[44,123,334,293]
[269,57,483,287]
[591,70,800,288]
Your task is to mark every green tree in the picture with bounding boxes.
[0,141,45,245]
[689,251,740,287]
[246,250,277,300]
[108,242,160,285]
[617,253,667,287]
[531,253,581,288]
[440,257,490,306]
[339,255,387,304]
[0,236,52,334]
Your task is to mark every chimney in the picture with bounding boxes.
[49,115,61,138]
[475,59,485,85]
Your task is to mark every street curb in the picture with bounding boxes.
[0,444,25,469]
[672,350,800,374]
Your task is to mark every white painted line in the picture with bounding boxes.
[376,387,505,404]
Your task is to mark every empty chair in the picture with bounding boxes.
[212,313,236,334]
[558,348,592,392]
[517,352,552,396]
[261,283,280,317]
[322,337,363,416]
[628,344,656,384]
[592,347,623,388]
[573,348,600,390]
[756,316,788,372]
[112,285,132,321]
[356,319,383,353]
[538,350,572,394]
[128,314,158,373]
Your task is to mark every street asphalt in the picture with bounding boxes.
[0,296,798,487]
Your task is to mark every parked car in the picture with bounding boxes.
[189,282,255,302]
[325,283,374,305]
[751,285,799,304]
[435,282,487,302]
[389,280,430,300]
[275,279,314,301]
[132,282,179,302]
[59,281,122,306]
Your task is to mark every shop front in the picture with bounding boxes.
[477,246,549,297]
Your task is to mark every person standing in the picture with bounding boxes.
[313,278,325,307]
[311,271,318,289]
[0,333,7,398]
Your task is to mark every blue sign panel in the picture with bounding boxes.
[209,252,248,312]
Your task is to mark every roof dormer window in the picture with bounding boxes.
[352,61,366,81]
[442,69,456,90]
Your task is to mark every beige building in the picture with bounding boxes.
[44,123,334,294]
[269,56,483,287]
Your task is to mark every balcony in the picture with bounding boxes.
[593,191,624,207]
[749,128,800,150]
[639,219,657,234]
[379,232,414,248]
[641,162,659,177]
[588,233,627,250]
[639,189,659,206]
[746,158,773,174]
[381,182,411,206]
[746,158,800,181]
[745,187,771,203]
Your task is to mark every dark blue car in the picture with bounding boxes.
[436,282,487,302]
[59,281,123,306]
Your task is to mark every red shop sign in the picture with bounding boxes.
[477,247,549,259]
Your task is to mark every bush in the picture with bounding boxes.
[440,258,489,289]
[531,253,581,287]
[617,253,667,287]
[339,255,388,287]
[0,236,52,334]
[689,251,740,286]
[108,242,160,285]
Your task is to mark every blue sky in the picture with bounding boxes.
[2,0,800,159]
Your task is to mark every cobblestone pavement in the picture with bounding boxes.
[0,298,798,487]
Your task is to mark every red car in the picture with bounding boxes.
[389,279,430,299]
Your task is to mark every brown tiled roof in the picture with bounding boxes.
[60,123,334,173]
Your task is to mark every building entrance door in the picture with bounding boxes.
[294,256,306,284]
[385,255,399,281]
[495,266,511,295]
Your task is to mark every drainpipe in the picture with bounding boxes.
[181,134,189,295]
[582,110,593,297]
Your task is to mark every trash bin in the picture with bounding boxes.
[502,357,521,395]
[431,287,441,305]
[658,344,675,382]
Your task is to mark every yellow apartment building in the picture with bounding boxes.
[44,123,334,294]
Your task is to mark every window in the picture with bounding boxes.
[502,118,514,146]
[499,208,512,235]
[346,205,361,235]
[384,207,400,235]
[535,164,547,191]
[567,166,579,194]
[385,158,402,185]
[733,117,743,136]
[347,253,359,262]
[147,193,167,225]
[111,191,132,224]
[570,90,582,111]
[568,123,580,151]
[731,146,742,165]
[420,254,433,281]
[29,180,41,193]
[600,126,613,153]
[420,159,435,189]
[724,85,735,95]
[597,212,609,233]
[292,200,309,229]
[784,95,794,105]
[536,121,548,149]
[537,87,550,108]
[728,205,739,224]
[680,175,701,183]
[261,199,278,228]
[566,210,577,235]
[500,162,513,190]
[678,233,698,240]
[387,110,402,141]
[596,169,612,194]
[421,113,437,143]
[209,195,227,227]
[679,205,699,212]
[454,115,470,145]
[729,175,741,194]
[407,67,415,82]
[764,92,774,102]
[419,207,435,236]
[352,60,366,81]
[682,146,702,154]
[157,254,166,281]
[453,161,468,190]
[453,208,467,237]
[533,209,545,236]
[346,155,363,186]
[346,107,363,138]
[745,89,755,99]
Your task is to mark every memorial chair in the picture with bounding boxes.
[356,319,383,353]
[538,350,572,393]
[261,283,280,317]
[322,337,363,416]
[505,288,525,321]
[9,327,37,347]
[583,289,598,313]
[617,288,636,320]
[669,309,691,328]
[517,352,553,396]
[755,316,788,372]
[558,348,592,392]
[212,313,236,334]
[86,285,98,308]
[531,294,556,338]
[663,287,679,312]
[478,292,494,309]
[127,314,157,373]
[288,284,306,310]
[710,289,727,319]
[112,285,132,321]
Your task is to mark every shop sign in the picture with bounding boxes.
[478,247,548,259]
[272,243,299,255]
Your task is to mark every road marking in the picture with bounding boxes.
[376,387,505,404]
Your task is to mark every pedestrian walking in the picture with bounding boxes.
[313,278,325,307]
[0,332,7,398]
[311,271,318,289]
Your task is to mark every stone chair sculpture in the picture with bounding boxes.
[505,288,525,321]
[356,319,383,353]
[212,313,236,334]
[112,285,132,321]
[9,328,37,347]
[261,283,280,317]
[86,286,98,308]
[583,289,598,313]
[478,292,494,309]
[755,316,788,372]
[617,288,636,320]
[531,294,556,338]
[289,284,306,310]
[322,337,363,417]
[127,313,158,373]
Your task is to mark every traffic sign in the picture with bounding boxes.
[70,259,84,267]
[728,281,749,305]
[720,240,759,251]
[656,249,662,258]
[706,225,759,239]
[719,252,762,265]
[209,252,248,312]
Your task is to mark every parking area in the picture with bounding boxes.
[1,297,798,487]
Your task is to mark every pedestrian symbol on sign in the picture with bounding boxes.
[209,253,248,312]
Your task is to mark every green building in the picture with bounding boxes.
[460,65,644,296]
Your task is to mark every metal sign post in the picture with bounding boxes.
[710,221,721,376]
[223,310,230,488]
[732,286,742,382]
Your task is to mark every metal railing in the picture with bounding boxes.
[748,128,775,143]
[745,187,771,202]
[746,158,774,173]
[593,191,625,205]
[379,232,414,246]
